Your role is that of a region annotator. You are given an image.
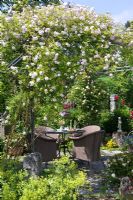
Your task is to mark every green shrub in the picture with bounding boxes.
[21,156,87,200]
[0,138,4,152]
[1,171,27,200]
[100,107,132,133]
[0,156,26,199]
[0,156,87,200]
[105,153,133,186]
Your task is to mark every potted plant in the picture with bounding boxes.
[124,132,133,152]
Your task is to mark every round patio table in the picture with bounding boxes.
[46,129,84,156]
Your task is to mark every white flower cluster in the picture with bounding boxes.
[10,66,18,73]
[0,4,124,97]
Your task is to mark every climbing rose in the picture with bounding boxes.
[114,95,119,101]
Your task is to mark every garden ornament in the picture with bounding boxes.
[110,94,116,112]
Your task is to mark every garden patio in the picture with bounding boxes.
[0,1,133,199]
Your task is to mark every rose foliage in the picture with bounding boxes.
[0,4,128,129]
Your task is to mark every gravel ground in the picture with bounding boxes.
[77,150,121,200]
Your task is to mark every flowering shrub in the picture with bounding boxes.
[113,95,127,110]
[114,95,119,101]
[106,138,118,149]
[0,4,124,131]
[122,21,133,67]
[1,5,121,96]
[106,153,133,186]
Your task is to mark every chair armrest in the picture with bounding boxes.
[35,134,57,141]
[69,130,104,140]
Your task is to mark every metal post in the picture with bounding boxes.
[30,97,35,152]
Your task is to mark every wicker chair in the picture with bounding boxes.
[34,126,59,162]
[69,125,104,162]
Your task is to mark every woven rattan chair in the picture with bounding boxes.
[69,125,104,162]
[34,126,59,162]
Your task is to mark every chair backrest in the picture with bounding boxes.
[35,126,55,135]
[81,125,101,136]
[35,126,58,140]
[71,125,103,161]
[34,126,58,162]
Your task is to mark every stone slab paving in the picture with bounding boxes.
[78,149,122,200]
[79,170,117,200]
[101,149,122,156]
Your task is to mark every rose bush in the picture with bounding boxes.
[0,4,129,132]
[105,153,133,186]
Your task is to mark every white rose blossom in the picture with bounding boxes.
[37,64,42,69]
[38,30,44,35]
[45,51,50,56]
[29,72,38,78]
[44,76,49,81]
[32,36,38,41]
[22,25,27,33]
[53,31,59,37]
[10,66,18,72]
[111,173,116,178]
[36,77,41,82]
[45,28,50,33]
[29,80,35,86]
[44,89,48,94]
[66,62,71,66]
[39,71,44,75]
[81,59,87,65]
[33,54,39,62]
[54,53,59,60]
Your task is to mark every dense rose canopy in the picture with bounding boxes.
[0,5,123,97]
[0,4,128,126]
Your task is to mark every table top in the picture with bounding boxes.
[46,129,84,134]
